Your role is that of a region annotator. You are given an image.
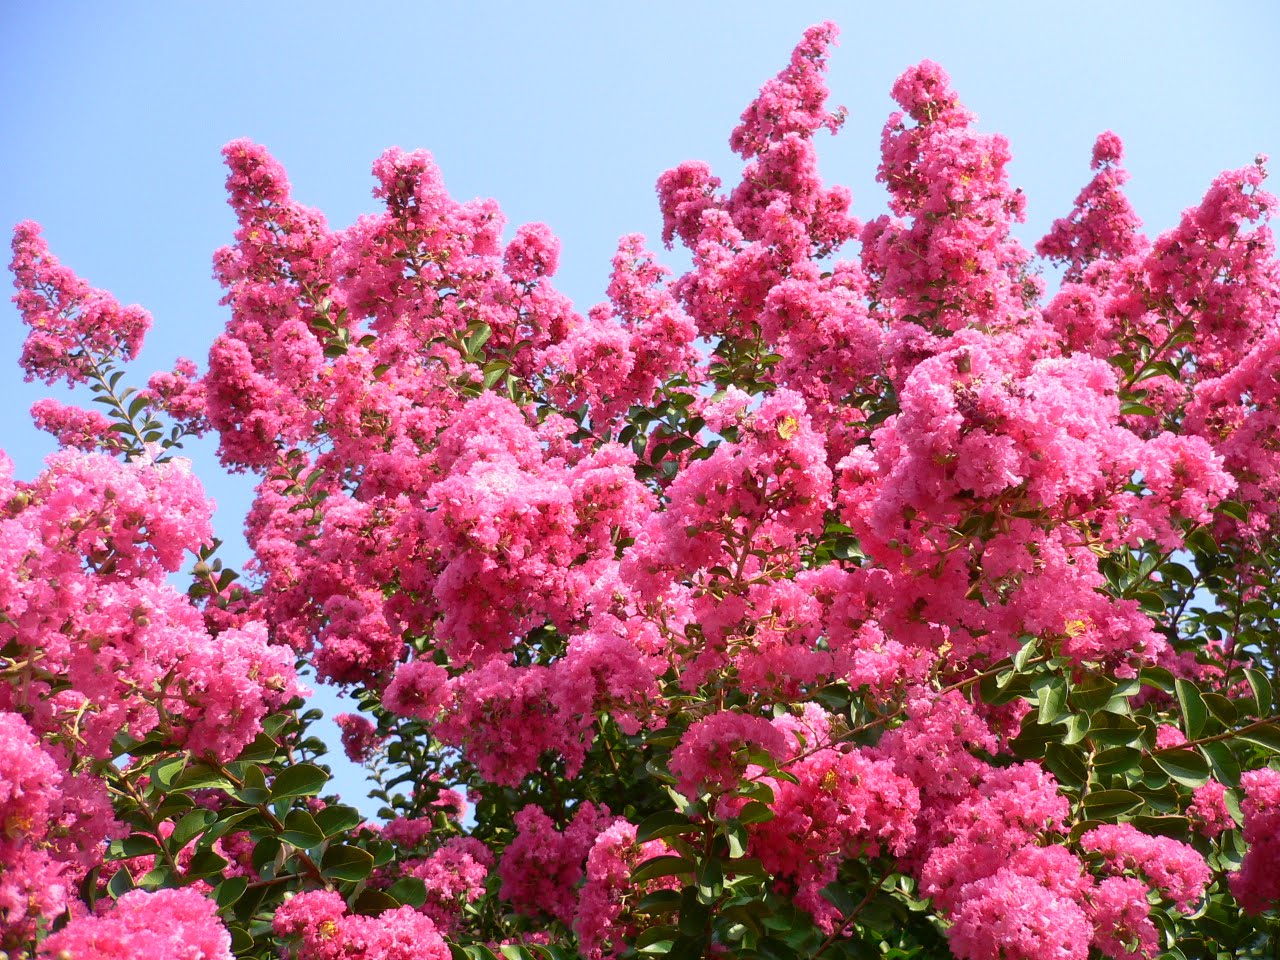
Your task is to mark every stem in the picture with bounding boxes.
[814,872,886,957]
[1152,715,1279,754]
[778,654,1052,770]
[82,349,151,456]
[208,758,327,884]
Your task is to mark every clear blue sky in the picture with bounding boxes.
[2,1,1277,814]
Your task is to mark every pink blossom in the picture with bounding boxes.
[1230,767,1280,914]
[274,890,449,960]
[39,888,231,960]
[335,713,384,763]
[1080,823,1210,912]
[10,221,151,385]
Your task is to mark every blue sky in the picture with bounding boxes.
[2,1,1277,813]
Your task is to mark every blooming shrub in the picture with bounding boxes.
[2,21,1279,960]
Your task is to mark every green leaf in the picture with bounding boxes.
[170,809,216,850]
[1138,667,1176,696]
[152,756,188,790]
[482,360,511,389]
[636,810,697,844]
[214,875,248,910]
[696,856,723,904]
[315,804,363,837]
[1201,693,1238,728]
[1062,711,1091,746]
[465,322,493,355]
[228,926,254,954]
[1013,637,1040,672]
[1083,789,1143,819]
[252,836,283,875]
[1199,741,1240,787]
[630,855,697,885]
[1153,749,1210,787]
[172,762,235,793]
[635,925,678,955]
[236,732,278,763]
[271,762,328,801]
[1120,401,1156,417]
[1244,668,1272,715]
[1088,711,1143,748]
[1175,678,1208,740]
[1011,719,1064,760]
[724,821,749,859]
[321,843,375,883]
[1131,814,1192,839]
[1215,499,1249,521]
[281,809,326,849]
[1037,676,1069,726]
[382,876,426,909]
[1235,723,1280,754]
[1044,743,1088,787]
[635,889,683,914]
[736,800,774,825]
[1093,745,1141,777]
[1072,674,1119,713]
[353,888,399,915]
[185,847,228,879]
[739,781,775,805]
[121,834,162,858]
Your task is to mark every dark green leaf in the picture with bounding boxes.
[630,855,697,884]
[1044,742,1088,787]
[1201,693,1237,728]
[185,847,228,878]
[281,809,326,849]
[1199,741,1240,787]
[736,800,774,825]
[1093,746,1141,777]
[170,809,216,850]
[236,732,278,763]
[353,888,399,915]
[636,810,697,844]
[315,804,363,837]
[271,762,328,801]
[1037,676,1069,726]
[1174,678,1209,740]
[1072,674,1119,713]
[1235,723,1280,754]
[387,877,427,908]
[121,834,162,858]
[1244,668,1272,716]
[635,925,679,953]
[321,843,375,883]
[1083,789,1143,819]
[1153,749,1210,787]
[696,857,723,904]
[214,875,248,910]
[252,837,283,875]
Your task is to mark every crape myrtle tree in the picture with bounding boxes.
[2,20,1279,960]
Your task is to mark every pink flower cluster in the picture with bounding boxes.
[39,888,231,960]
[574,820,677,960]
[499,802,615,925]
[6,18,1280,960]
[274,890,449,960]
[0,450,301,763]
[0,711,117,947]
[1230,767,1280,914]
[10,221,151,385]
